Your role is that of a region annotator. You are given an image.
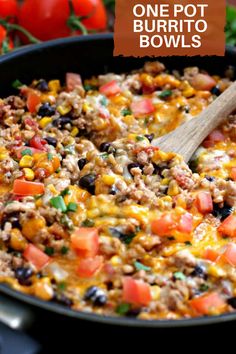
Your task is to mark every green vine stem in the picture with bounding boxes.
[0,19,41,44]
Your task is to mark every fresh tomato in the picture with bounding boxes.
[99,80,121,97]
[66,73,82,91]
[71,227,99,258]
[77,255,103,278]
[23,244,50,270]
[131,99,155,117]
[203,130,225,148]
[122,277,151,306]
[203,248,220,262]
[0,0,18,19]
[29,135,47,151]
[221,243,236,266]
[218,215,236,238]
[189,292,225,315]
[177,213,193,233]
[0,24,13,53]
[151,213,176,237]
[19,0,107,42]
[196,191,213,214]
[13,180,45,196]
[27,92,41,113]
[190,74,216,91]
[230,167,236,181]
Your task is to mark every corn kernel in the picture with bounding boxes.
[208,265,226,278]
[82,102,91,113]
[71,127,79,137]
[111,256,122,266]
[161,178,170,186]
[23,168,35,181]
[33,278,54,301]
[48,184,57,194]
[102,175,115,186]
[39,117,52,128]
[10,229,27,251]
[183,87,195,98]
[35,198,43,207]
[19,155,34,168]
[167,181,180,196]
[123,114,135,125]
[111,95,129,106]
[151,286,161,301]
[48,80,60,92]
[22,217,46,241]
[57,105,71,116]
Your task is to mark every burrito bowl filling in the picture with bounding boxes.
[1,62,236,320]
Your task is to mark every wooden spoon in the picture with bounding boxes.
[152,81,236,162]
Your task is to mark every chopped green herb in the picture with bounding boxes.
[61,246,69,255]
[21,149,33,157]
[81,219,95,227]
[100,152,109,159]
[12,79,23,89]
[84,84,97,91]
[34,194,43,200]
[116,303,131,315]
[45,246,54,256]
[100,96,108,106]
[185,241,192,246]
[173,272,186,281]
[58,282,67,291]
[64,145,75,154]
[122,108,132,116]
[55,168,61,173]
[47,153,53,161]
[199,284,209,292]
[60,188,71,197]
[50,196,67,212]
[67,202,78,212]
[134,261,151,271]
[109,227,137,245]
[136,136,145,142]
[159,89,173,99]
[60,215,74,230]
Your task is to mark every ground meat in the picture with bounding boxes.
[144,61,165,75]
[169,249,196,269]
[0,251,14,277]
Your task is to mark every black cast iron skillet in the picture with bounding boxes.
[1,34,236,334]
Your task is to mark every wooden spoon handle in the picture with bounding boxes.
[152,81,236,162]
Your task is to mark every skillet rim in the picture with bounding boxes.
[0,33,236,327]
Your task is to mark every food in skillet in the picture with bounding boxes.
[1,62,236,320]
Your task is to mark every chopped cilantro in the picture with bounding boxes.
[134,261,151,271]
[47,153,53,161]
[116,303,131,315]
[122,108,132,116]
[67,202,78,212]
[159,89,173,99]
[109,227,137,245]
[100,96,108,106]
[12,79,23,89]
[136,136,145,142]
[100,152,109,159]
[58,282,67,291]
[173,271,186,281]
[60,188,71,197]
[45,246,54,256]
[21,148,33,157]
[82,219,95,227]
[199,284,209,292]
[61,246,69,255]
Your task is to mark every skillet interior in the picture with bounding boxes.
[1,34,236,327]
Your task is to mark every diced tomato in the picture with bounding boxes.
[178,213,193,233]
[203,248,220,262]
[77,256,103,278]
[23,244,50,270]
[230,167,236,181]
[190,74,216,91]
[203,130,225,148]
[99,80,121,96]
[189,292,225,315]
[16,146,43,159]
[221,243,236,266]
[24,117,39,130]
[13,180,45,196]
[218,215,236,238]
[27,92,41,113]
[196,191,213,214]
[66,73,82,91]
[98,107,110,119]
[151,213,176,237]
[71,227,99,258]
[122,277,151,306]
[29,135,47,151]
[131,99,155,117]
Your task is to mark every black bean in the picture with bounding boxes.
[54,293,73,307]
[225,65,236,80]
[127,163,142,175]
[84,286,107,307]
[44,136,57,147]
[127,308,141,317]
[206,176,215,182]
[227,297,236,309]
[15,267,33,285]
[94,294,107,306]
[211,86,221,96]
[78,158,87,170]
[79,174,96,194]
[191,265,207,279]
[38,103,56,117]
[36,80,49,92]
[212,203,233,221]
[100,142,116,154]
[84,286,98,300]
[144,134,154,142]
[109,186,117,195]
[1,212,21,229]
[52,117,71,128]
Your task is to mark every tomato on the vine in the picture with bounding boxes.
[0,0,18,20]
[0,24,13,53]
[18,0,107,41]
